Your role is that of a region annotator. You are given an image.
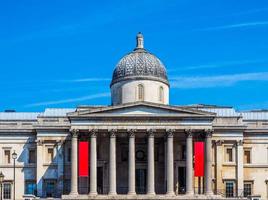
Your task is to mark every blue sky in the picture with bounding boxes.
[1,0,268,111]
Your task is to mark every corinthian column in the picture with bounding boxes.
[166,129,175,195]
[128,129,136,195]
[108,129,117,195]
[89,130,98,195]
[70,129,79,195]
[147,129,155,195]
[185,129,194,195]
[204,129,213,195]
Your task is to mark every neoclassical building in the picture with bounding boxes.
[0,33,268,200]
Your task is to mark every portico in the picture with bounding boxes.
[63,102,216,198]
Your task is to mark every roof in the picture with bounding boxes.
[41,108,76,117]
[0,106,268,120]
[240,111,268,120]
[0,112,40,120]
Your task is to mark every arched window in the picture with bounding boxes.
[159,86,164,102]
[137,84,144,101]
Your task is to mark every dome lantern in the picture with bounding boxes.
[136,32,144,49]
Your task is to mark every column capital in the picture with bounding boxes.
[147,128,156,136]
[36,139,43,146]
[166,129,175,137]
[56,140,64,146]
[108,129,117,137]
[184,129,193,137]
[89,129,98,137]
[236,140,243,146]
[127,129,136,137]
[70,129,79,137]
[205,129,213,137]
[215,140,223,146]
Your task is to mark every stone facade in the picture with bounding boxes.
[0,33,267,200]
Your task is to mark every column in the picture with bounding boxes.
[147,129,155,195]
[70,129,79,195]
[236,140,244,196]
[185,129,194,195]
[36,139,44,197]
[128,129,136,195]
[166,129,175,195]
[89,130,98,195]
[57,140,64,196]
[215,140,223,193]
[108,129,117,195]
[204,129,213,195]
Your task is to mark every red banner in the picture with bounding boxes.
[194,141,204,177]
[79,141,89,177]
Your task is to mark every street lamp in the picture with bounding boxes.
[0,172,5,200]
[12,151,17,200]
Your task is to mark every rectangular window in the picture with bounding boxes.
[25,181,36,195]
[28,149,36,164]
[4,150,11,164]
[47,148,54,163]
[225,181,234,197]
[244,149,251,164]
[45,180,56,197]
[3,183,11,199]
[226,148,233,162]
[244,182,252,197]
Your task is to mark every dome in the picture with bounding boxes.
[110,33,169,87]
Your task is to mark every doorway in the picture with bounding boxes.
[97,167,103,194]
[136,169,146,194]
[178,167,186,194]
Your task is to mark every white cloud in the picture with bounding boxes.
[62,78,110,83]
[170,72,268,89]
[168,59,268,72]
[25,93,110,107]
[196,21,268,31]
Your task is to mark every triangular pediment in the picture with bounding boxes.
[68,102,215,118]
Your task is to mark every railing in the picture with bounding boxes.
[215,189,247,198]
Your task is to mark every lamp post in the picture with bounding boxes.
[0,172,5,200]
[12,151,17,200]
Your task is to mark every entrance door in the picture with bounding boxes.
[178,167,186,194]
[136,169,146,194]
[97,167,103,194]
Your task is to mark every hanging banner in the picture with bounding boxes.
[194,141,204,177]
[79,141,89,177]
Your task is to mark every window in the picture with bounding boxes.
[159,86,164,102]
[25,181,36,195]
[225,181,234,197]
[3,183,11,199]
[28,149,36,164]
[47,148,54,163]
[137,84,144,101]
[244,149,251,164]
[4,150,11,164]
[244,182,252,197]
[226,148,233,162]
[45,180,56,197]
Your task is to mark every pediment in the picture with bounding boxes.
[69,102,215,118]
